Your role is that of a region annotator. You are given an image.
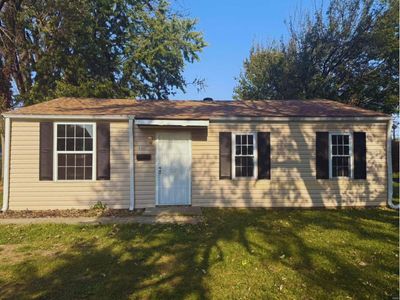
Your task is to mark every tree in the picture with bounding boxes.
[0,0,206,108]
[234,0,399,115]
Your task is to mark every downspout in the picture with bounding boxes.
[1,117,10,212]
[387,118,398,209]
[129,117,135,210]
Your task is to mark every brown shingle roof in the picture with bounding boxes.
[5,97,388,119]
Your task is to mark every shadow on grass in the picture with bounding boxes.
[0,208,398,299]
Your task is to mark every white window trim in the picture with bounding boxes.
[328,132,353,179]
[231,132,258,179]
[53,122,97,181]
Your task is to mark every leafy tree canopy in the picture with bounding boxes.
[0,0,206,108]
[234,0,399,114]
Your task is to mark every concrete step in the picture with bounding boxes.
[143,206,202,216]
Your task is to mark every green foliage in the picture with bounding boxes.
[234,0,399,114]
[0,0,206,108]
[91,201,107,210]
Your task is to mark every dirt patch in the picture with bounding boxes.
[0,208,144,219]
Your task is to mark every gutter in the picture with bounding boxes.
[387,118,398,209]
[2,114,129,120]
[2,114,391,123]
[212,116,391,122]
[128,116,135,210]
[1,117,10,212]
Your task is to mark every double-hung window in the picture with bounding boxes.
[232,133,257,178]
[56,123,95,180]
[330,133,352,178]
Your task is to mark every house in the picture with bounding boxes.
[0,97,394,211]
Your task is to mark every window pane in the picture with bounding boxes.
[236,135,240,144]
[332,166,337,177]
[75,138,83,151]
[76,125,84,138]
[85,167,92,179]
[235,156,254,177]
[332,135,337,144]
[57,138,65,151]
[332,155,350,178]
[248,146,253,155]
[66,138,74,151]
[84,125,93,138]
[236,146,241,155]
[344,135,349,144]
[343,146,349,155]
[85,138,93,151]
[67,125,75,137]
[58,154,66,167]
[67,154,75,166]
[242,146,247,155]
[76,154,85,166]
[236,166,242,177]
[57,125,65,138]
[343,157,349,168]
[343,166,349,177]
[248,135,253,145]
[332,145,337,155]
[67,167,75,180]
[58,167,66,180]
[76,167,84,180]
[241,135,246,144]
[244,157,253,177]
[338,135,343,144]
[85,154,92,166]
[235,156,242,167]
[338,146,343,155]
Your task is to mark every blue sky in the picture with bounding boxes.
[171,0,321,100]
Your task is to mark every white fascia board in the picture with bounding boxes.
[2,114,130,120]
[211,116,391,122]
[136,119,209,127]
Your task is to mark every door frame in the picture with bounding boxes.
[155,131,192,206]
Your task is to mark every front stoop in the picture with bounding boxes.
[143,206,202,217]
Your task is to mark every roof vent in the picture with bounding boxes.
[203,97,213,102]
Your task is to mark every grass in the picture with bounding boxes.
[0,208,398,299]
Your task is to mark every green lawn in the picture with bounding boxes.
[0,208,398,299]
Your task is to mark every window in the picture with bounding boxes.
[233,133,257,178]
[330,133,352,178]
[56,123,95,180]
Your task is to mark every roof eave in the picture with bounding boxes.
[2,113,132,120]
[2,113,391,122]
[210,116,391,122]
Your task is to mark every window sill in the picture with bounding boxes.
[231,177,257,180]
[326,177,354,181]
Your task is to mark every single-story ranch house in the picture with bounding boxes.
[1,97,394,211]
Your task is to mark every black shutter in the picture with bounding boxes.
[39,122,53,181]
[316,132,329,179]
[219,132,231,179]
[257,132,271,179]
[97,122,110,180]
[353,132,366,179]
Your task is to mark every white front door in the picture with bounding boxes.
[156,132,191,205]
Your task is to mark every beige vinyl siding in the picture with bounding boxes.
[134,121,387,208]
[9,120,130,210]
[8,119,388,210]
